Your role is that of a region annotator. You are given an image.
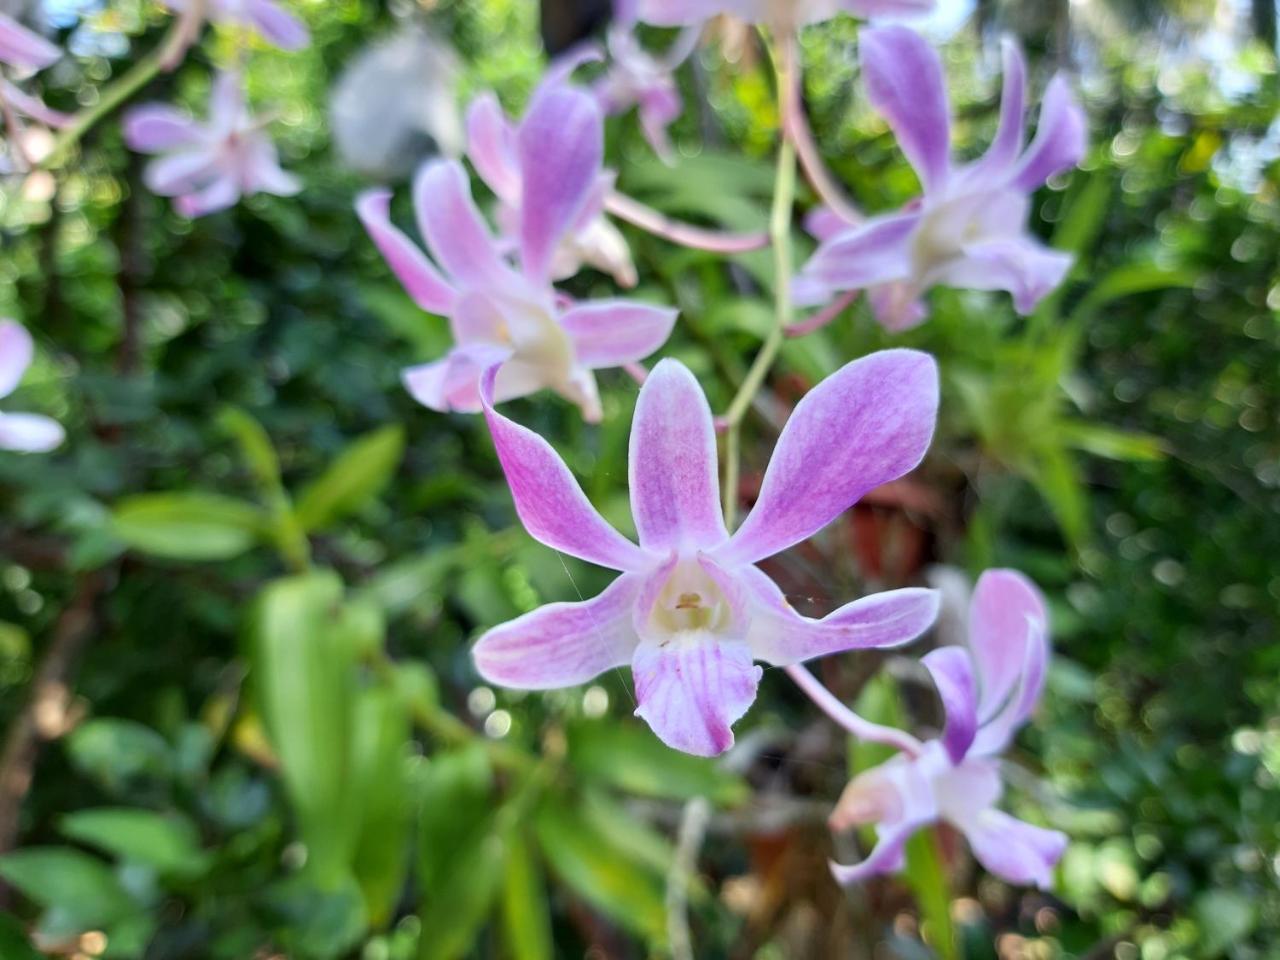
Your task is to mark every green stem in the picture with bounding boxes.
[42,17,189,171]
[722,39,798,530]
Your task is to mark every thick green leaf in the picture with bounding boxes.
[295,425,405,531]
[350,686,413,929]
[534,796,667,944]
[112,492,263,561]
[567,719,749,806]
[501,830,552,960]
[59,808,210,878]
[252,571,359,884]
[0,912,42,960]
[0,848,135,930]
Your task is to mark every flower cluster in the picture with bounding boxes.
[0,11,70,166]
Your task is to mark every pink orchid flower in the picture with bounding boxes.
[0,13,70,133]
[123,72,301,218]
[794,28,1087,331]
[357,84,677,421]
[473,351,941,757]
[466,79,637,288]
[635,0,935,32]
[0,321,64,453]
[593,26,694,165]
[829,569,1067,888]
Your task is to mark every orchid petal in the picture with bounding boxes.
[861,26,951,192]
[123,105,203,152]
[1011,74,1087,192]
[174,176,241,218]
[517,84,603,280]
[473,573,642,688]
[626,359,726,553]
[466,93,521,201]
[243,0,310,51]
[970,38,1027,181]
[402,342,513,414]
[0,413,63,452]
[829,757,937,885]
[935,238,1073,314]
[560,300,677,370]
[794,212,919,304]
[868,282,928,333]
[960,809,1067,889]
[633,0,723,26]
[804,206,852,243]
[0,321,34,399]
[0,13,60,71]
[967,569,1048,719]
[413,160,512,289]
[144,150,221,196]
[632,633,761,757]
[480,367,650,572]
[355,190,455,315]
[843,0,938,14]
[741,567,939,664]
[2,81,71,128]
[719,349,939,567]
[922,646,978,763]
[243,139,301,196]
[971,610,1049,757]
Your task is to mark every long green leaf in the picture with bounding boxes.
[903,829,957,960]
[112,492,263,561]
[59,808,210,878]
[501,830,552,960]
[295,425,405,532]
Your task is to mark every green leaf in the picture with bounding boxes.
[418,831,505,960]
[568,719,748,805]
[1070,262,1198,325]
[295,426,405,532]
[1025,444,1089,550]
[65,719,174,795]
[903,830,957,960]
[418,743,493,895]
[534,796,667,944]
[1194,889,1257,956]
[350,686,413,929]
[1059,421,1166,462]
[265,874,368,960]
[0,848,135,930]
[0,912,42,960]
[501,830,552,960]
[112,492,263,561]
[59,808,210,878]
[217,406,285,498]
[252,571,359,883]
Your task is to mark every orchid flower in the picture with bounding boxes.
[466,80,637,287]
[123,71,300,218]
[0,13,70,140]
[634,0,935,32]
[0,321,64,453]
[594,26,696,164]
[829,569,1067,888]
[357,83,676,421]
[160,0,309,70]
[794,27,1087,332]
[473,351,941,757]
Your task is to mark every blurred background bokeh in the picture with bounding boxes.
[0,1,1278,957]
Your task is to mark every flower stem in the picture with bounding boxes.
[42,16,190,171]
[605,190,769,254]
[721,38,798,529]
[787,288,858,337]
[786,664,923,756]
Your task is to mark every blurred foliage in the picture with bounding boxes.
[0,0,1277,958]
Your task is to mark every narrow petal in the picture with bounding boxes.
[122,105,202,152]
[560,300,677,369]
[742,567,939,664]
[0,13,60,71]
[935,238,1073,314]
[830,822,917,886]
[843,0,937,13]
[626,359,726,553]
[174,176,241,218]
[794,212,919,301]
[922,646,978,763]
[971,612,1049,757]
[968,38,1027,181]
[868,282,928,333]
[632,633,761,757]
[861,26,951,191]
[243,0,310,50]
[517,85,604,280]
[829,755,938,886]
[2,81,71,128]
[633,0,724,26]
[402,342,512,414]
[0,320,34,399]
[413,160,512,289]
[967,569,1048,719]
[242,138,301,197]
[143,150,221,196]
[719,349,939,567]
[804,206,852,243]
[0,412,64,452]
[960,809,1067,889]
[473,573,642,688]
[466,92,520,201]
[480,367,650,572]
[355,190,455,315]
[1011,74,1087,192]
